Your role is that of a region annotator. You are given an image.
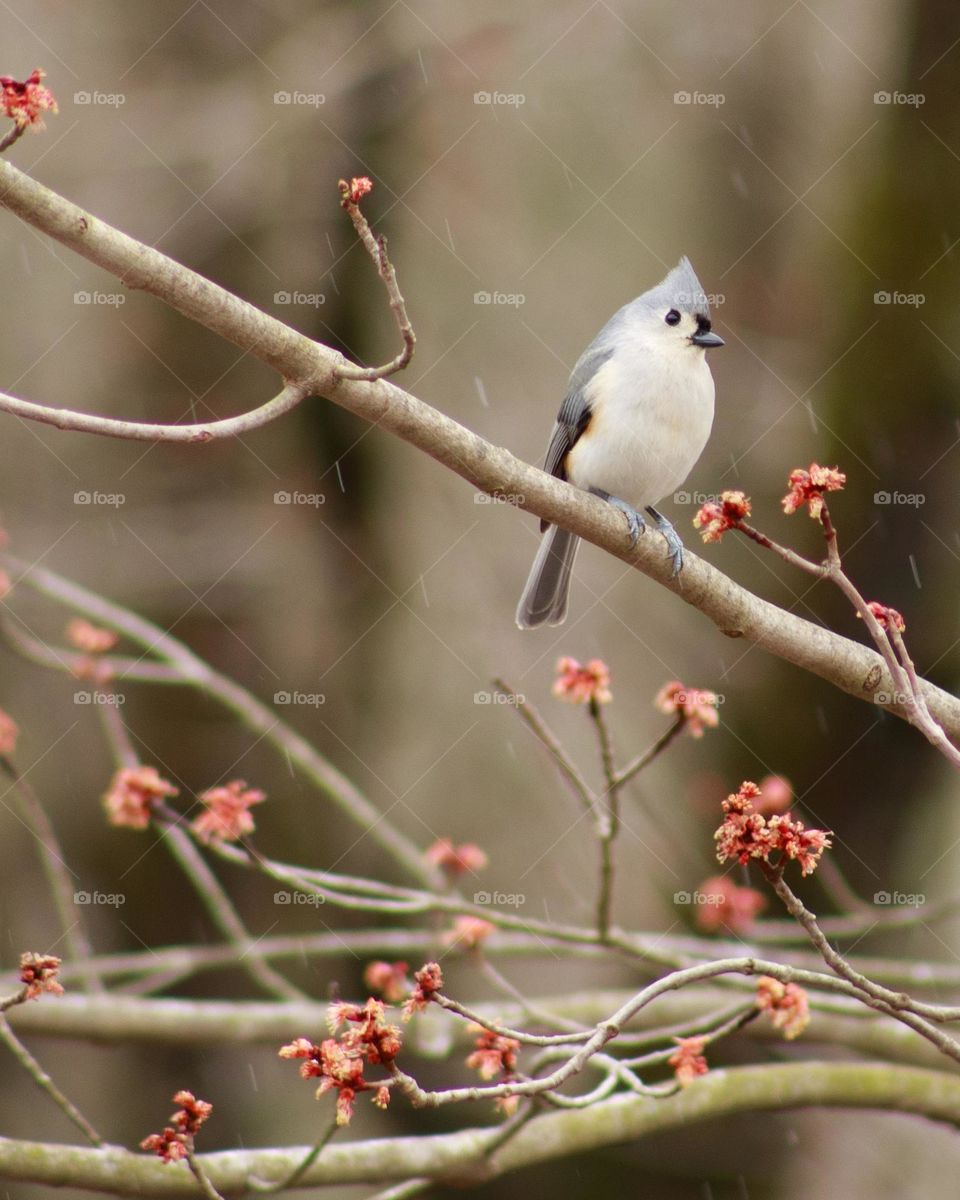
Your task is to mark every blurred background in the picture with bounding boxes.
[1,1,959,1196]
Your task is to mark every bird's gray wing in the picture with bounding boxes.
[539,342,614,531]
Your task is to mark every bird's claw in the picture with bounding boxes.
[591,489,646,548]
[646,507,685,578]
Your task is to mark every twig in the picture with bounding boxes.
[492,678,597,816]
[0,381,309,441]
[185,1152,226,1200]
[0,1014,104,1146]
[612,714,686,789]
[476,956,589,1034]
[0,123,25,154]
[763,864,960,1065]
[733,502,960,768]
[2,554,438,888]
[590,699,619,941]
[0,757,103,994]
[0,160,957,735]
[250,1116,338,1192]
[336,179,415,380]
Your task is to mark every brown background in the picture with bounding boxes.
[1,2,959,1196]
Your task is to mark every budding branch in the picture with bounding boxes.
[0,157,957,739]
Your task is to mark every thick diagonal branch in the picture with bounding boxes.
[0,158,958,738]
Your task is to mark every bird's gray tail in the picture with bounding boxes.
[516,525,580,629]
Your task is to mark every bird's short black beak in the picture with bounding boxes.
[691,329,724,348]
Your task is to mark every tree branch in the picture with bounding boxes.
[1,1064,959,1194]
[0,159,955,740]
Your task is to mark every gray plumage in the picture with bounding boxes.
[517,257,720,630]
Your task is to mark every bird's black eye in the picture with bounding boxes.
[665,309,681,326]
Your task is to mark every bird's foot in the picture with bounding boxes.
[590,488,646,546]
[646,506,684,577]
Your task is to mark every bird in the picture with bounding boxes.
[516,257,723,629]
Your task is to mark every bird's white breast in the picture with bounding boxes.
[567,343,715,511]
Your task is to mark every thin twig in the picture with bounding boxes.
[0,381,309,441]
[0,1014,104,1146]
[591,699,619,941]
[250,1116,338,1192]
[612,714,686,789]
[0,757,103,994]
[336,180,415,381]
[493,678,597,816]
[0,123,26,154]
[2,554,438,888]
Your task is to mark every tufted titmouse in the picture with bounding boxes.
[516,257,723,629]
